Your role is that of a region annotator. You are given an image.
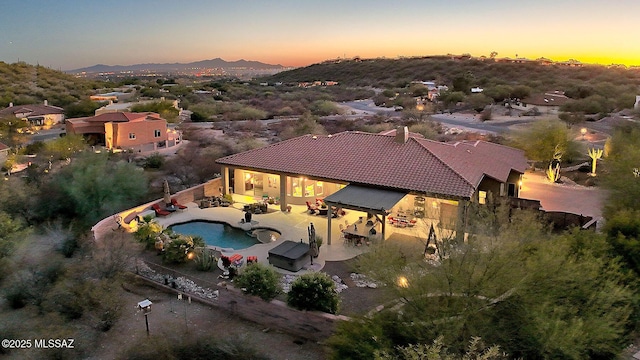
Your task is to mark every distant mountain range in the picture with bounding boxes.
[68,58,285,74]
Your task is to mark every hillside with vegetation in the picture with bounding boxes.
[268,56,640,90]
[267,57,640,114]
[0,62,103,108]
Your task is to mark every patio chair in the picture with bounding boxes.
[152,203,170,217]
[306,201,317,214]
[170,198,188,210]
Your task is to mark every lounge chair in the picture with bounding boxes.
[152,203,170,217]
[171,198,188,210]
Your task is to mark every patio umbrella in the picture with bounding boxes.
[163,179,171,205]
[308,222,318,262]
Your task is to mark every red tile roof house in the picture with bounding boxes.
[512,91,571,115]
[216,127,528,245]
[65,112,179,151]
[0,100,65,128]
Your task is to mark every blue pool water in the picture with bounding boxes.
[169,221,278,250]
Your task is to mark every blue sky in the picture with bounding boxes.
[1,0,638,70]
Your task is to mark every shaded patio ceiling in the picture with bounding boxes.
[323,185,407,215]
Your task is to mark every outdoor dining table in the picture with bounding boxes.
[344,223,376,245]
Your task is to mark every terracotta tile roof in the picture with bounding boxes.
[0,104,64,117]
[0,142,9,151]
[217,132,526,199]
[67,112,159,123]
[418,140,528,186]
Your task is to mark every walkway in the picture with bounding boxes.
[519,170,606,220]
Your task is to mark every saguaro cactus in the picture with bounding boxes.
[588,147,603,175]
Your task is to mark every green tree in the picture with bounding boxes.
[508,119,577,164]
[45,133,86,159]
[64,100,105,118]
[438,91,465,109]
[0,115,28,147]
[131,100,180,123]
[466,93,493,112]
[602,124,640,212]
[42,152,148,228]
[287,272,340,314]
[375,337,507,360]
[234,263,282,301]
[0,211,29,261]
[330,212,633,359]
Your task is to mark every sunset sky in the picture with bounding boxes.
[0,0,638,71]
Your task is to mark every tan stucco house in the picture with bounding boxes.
[65,112,180,151]
[216,127,528,244]
[0,100,65,128]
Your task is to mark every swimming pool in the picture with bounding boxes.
[169,221,279,250]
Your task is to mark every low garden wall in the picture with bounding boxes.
[216,285,349,342]
[92,177,223,240]
[132,264,349,343]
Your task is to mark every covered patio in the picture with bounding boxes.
[323,184,407,245]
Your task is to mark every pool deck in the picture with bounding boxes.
[151,200,373,274]
[150,203,367,274]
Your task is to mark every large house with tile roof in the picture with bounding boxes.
[65,111,180,151]
[216,127,528,244]
[0,100,65,127]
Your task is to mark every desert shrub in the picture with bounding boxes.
[234,263,281,301]
[194,248,217,271]
[162,236,204,264]
[59,235,79,258]
[124,335,269,360]
[134,218,163,249]
[142,152,164,169]
[4,260,64,309]
[22,141,46,155]
[287,272,340,314]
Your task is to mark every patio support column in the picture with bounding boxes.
[327,208,332,245]
[279,174,287,212]
[222,166,230,194]
[381,214,386,241]
[455,199,468,243]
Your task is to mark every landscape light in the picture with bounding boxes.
[397,276,409,288]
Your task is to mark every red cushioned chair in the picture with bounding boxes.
[152,203,170,216]
[171,198,188,210]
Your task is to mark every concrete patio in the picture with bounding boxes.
[150,195,436,274]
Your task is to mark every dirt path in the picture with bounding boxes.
[88,278,328,360]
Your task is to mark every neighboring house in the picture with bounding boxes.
[65,112,180,151]
[0,100,65,127]
[0,142,9,165]
[513,91,571,114]
[216,127,528,244]
[89,92,132,102]
[634,95,640,110]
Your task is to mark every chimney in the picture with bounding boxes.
[9,102,13,107]
[395,126,409,144]
[44,99,48,106]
